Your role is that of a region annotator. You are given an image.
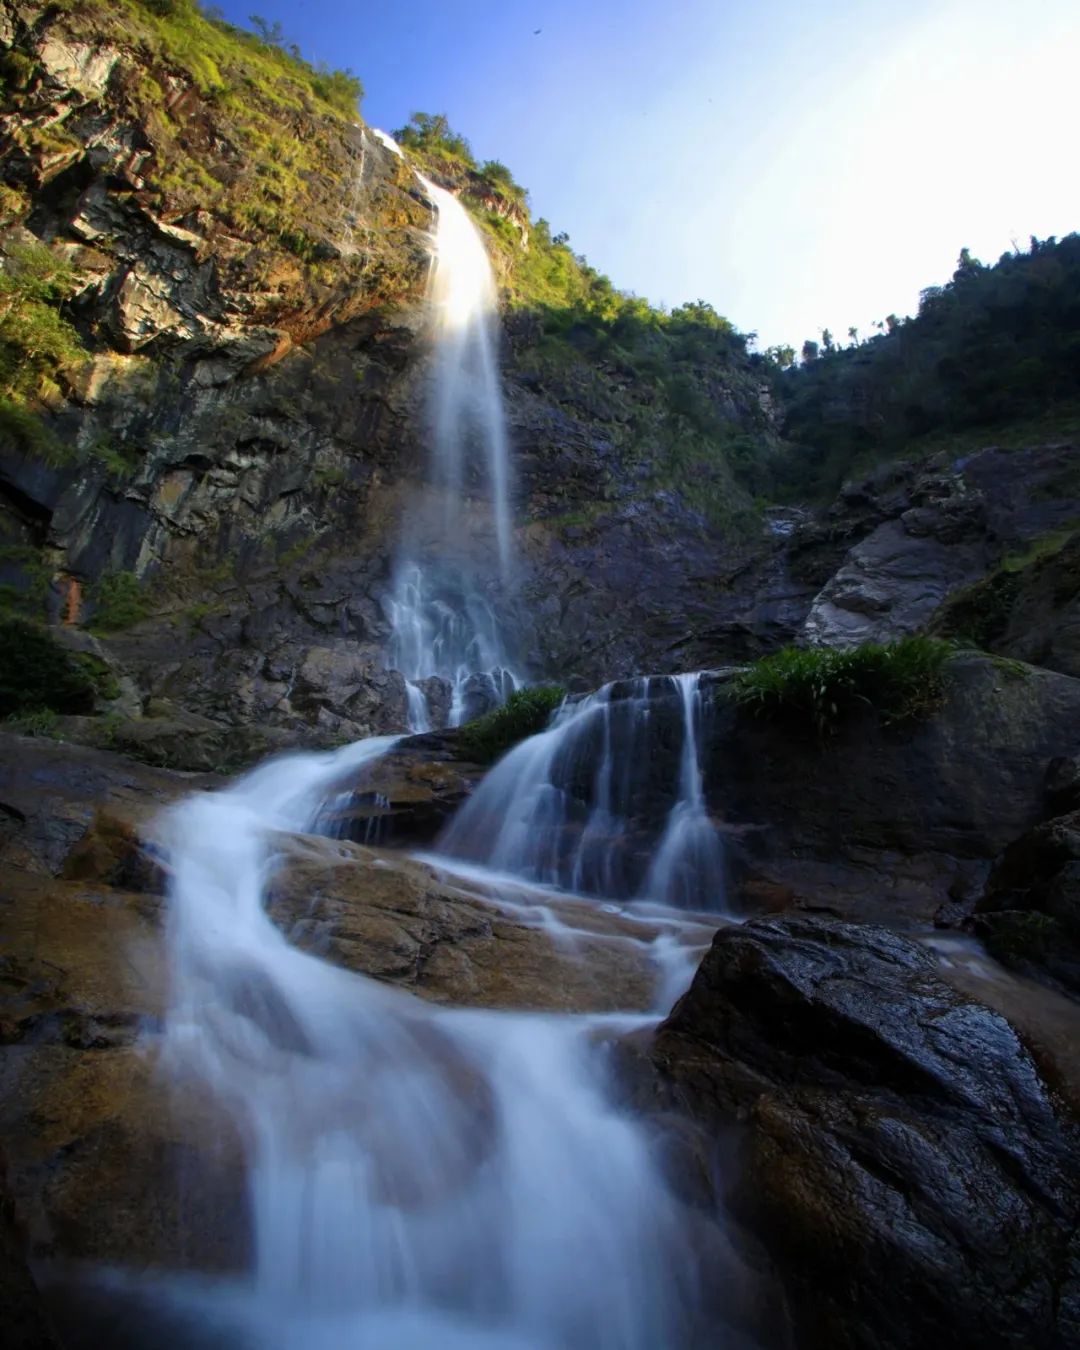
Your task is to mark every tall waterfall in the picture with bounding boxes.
[439,672,728,911]
[146,734,717,1348]
[380,135,519,731]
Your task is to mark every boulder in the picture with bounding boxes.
[710,655,1080,925]
[646,915,1080,1350]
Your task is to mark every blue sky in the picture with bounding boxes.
[215,0,1080,349]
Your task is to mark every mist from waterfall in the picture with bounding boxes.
[380,134,519,731]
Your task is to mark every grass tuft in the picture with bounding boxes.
[731,637,954,739]
[457,685,565,763]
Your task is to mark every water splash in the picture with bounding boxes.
[384,561,520,729]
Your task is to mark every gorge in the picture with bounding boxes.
[2,4,1080,1349]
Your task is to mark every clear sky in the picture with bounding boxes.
[214,0,1080,350]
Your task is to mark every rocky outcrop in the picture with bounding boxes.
[646,915,1080,1350]
[708,654,1080,926]
[801,444,1080,651]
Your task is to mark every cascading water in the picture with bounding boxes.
[143,733,719,1349]
[379,133,520,731]
[439,672,727,910]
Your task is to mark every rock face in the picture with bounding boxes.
[648,915,1080,1350]
[706,654,1080,926]
[801,445,1080,654]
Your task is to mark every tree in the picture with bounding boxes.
[394,112,474,164]
[801,339,819,363]
[847,326,859,346]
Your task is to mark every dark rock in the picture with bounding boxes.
[975,809,1080,996]
[711,654,1080,925]
[648,915,1080,1350]
[0,1169,61,1349]
[1046,754,1080,814]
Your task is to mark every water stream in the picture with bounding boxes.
[146,723,727,1348]
[441,672,727,910]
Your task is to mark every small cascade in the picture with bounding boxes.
[439,673,727,910]
[639,673,727,909]
[149,731,707,1348]
[374,129,520,728]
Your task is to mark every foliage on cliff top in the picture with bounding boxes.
[457,685,565,763]
[775,234,1080,501]
[732,638,953,739]
[29,0,398,277]
[80,0,364,117]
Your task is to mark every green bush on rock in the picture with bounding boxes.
[458,686,565,763]
[732,637,953,739]
[0,618,99,717]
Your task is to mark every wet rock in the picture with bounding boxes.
[268,836,664,1014]
[648,915,1080,1350]
[0,730,213,877]
[312,729,487,846]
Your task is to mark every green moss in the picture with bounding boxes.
[0,618,98,716]
[731,637,954,740]
[88,570,150,632]
[457,685,566,763]
[934,528,1080,649]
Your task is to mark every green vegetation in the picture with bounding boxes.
[88,570,150,632]
[775,235,1080,500]
[0,618,99,717]
[731,637,954,739]
[43,0,370,269]
[0,241,89,449]
[458,685,565,763]
[934,529,1080,651]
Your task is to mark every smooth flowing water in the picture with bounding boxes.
[440,672,728,911]
[380,134,519,731]
[150,731,716,1348]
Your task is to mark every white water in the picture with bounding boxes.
[153,734,712,1348]
[381,137,519,731]
[384,560,520,729]
[440,672,728,911]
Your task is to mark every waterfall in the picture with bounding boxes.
[378,132,519,731]
[146,731,713,1348]
[438,672,728,911]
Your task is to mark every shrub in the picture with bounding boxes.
[89,570,150,632]
[0,618,98,716]
[731,637,953,739]
[457,685,565,763]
